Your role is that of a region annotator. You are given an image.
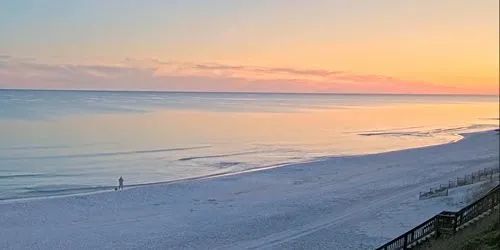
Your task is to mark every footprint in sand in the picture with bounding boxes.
[207,198,218,204]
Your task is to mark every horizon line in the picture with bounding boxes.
[0,88,498,97]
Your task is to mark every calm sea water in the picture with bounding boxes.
[0,90,498,200]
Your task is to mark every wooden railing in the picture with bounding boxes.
[376,184,500,250]
[455,184,500,230]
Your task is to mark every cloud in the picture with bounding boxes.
[0,55,491,94]
[153,62,344,81]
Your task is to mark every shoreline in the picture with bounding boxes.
[0,129,489,204]
[3,88,500,97]
[0,129,498,249]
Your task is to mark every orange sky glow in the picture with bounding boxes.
[0,1,498,94]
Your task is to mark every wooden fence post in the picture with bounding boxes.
[403,234,408,249]
[436,212,457,238]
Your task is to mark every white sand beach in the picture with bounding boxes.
[0,130,498,250]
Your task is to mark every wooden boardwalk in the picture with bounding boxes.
[376,184,500,250]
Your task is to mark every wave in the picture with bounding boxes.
[22,185,112,194]
[1,145,211,161]
[216,161,242,168]
[359,132,432,137]
[0,145,71,151]
[178,151,260,161]
[0,142,117,151]
[428,124,496,133]
[178,148,301,161]
[358,124,497,138]
[351,126,425,134]
[0,185,114,201]
[0,173,48,179]
[0,173,77,180]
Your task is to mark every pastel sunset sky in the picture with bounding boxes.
[0,0,498,94]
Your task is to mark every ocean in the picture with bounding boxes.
[0,90,498,200]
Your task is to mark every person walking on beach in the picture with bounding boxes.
[118,176,124,190]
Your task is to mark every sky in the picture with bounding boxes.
[0,0,498,94]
